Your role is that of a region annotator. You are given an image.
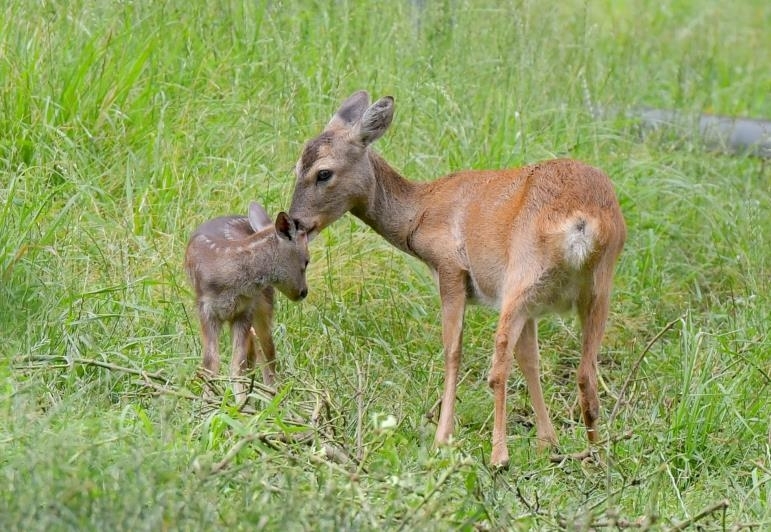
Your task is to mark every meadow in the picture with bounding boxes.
[1,0,769,529]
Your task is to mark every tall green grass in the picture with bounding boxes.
[2,0,769,529]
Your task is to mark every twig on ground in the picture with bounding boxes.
[195,368,224,399]
[560,513,656,530]
[135,378,216,404]
[355,360,365,462]
[321,442,355,467]
[550,431,634,463]
[21,354,168,383]
[669,499,729,531]
[25,353,357,473]
[515,484,539,515]
[210,434,261,474]
[396,459,469,532]
[608,316,682,426]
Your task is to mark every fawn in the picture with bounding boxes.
[288,91,626,467]
[185,202,309,402]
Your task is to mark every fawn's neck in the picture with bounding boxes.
[233,231,278,282]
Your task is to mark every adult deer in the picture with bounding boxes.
[289,91,626,467]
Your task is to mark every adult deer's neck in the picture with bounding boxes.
[351,151,424,256]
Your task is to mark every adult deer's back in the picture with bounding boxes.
[289,91,626,467]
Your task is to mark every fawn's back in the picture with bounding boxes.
[185,209,309,321]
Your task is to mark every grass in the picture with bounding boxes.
[1,0,770,529]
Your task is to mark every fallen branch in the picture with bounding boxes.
[195,369,277,404]
[669,499,729,531]
[20,354,168,383]
[550,431,634,463]
[396,458,470,532]
[211,434,267,474]
[608,316,682,426]
[134,378,220,405]
[559,512,657,530]
[24,353,357,473]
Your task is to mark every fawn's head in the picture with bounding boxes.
[289,91,394,238]
[268,208,310,301]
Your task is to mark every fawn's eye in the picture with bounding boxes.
[316,169,333,183]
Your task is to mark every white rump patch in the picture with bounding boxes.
[562,215,595,269]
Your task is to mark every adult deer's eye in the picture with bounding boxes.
[316,169,333,183]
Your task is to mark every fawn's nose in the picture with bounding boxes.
[299,288,308,299]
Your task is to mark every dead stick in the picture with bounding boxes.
[211,435,260,474]
[669,499,729,531]
[608,316,682,426]
[550,431,633,463]
[396,460,467,532]
[23,355,167,382]
[137,379,222,406]
[355,360,365,462]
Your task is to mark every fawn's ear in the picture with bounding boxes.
[248,202,272,232]
[351,96,394,146]
[275,212,297,241]
[326,90,370,131]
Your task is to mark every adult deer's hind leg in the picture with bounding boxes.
[488,285,534,468]
[577,259,615,444]
[515,317,558,451]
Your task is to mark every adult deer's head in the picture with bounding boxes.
[288,90,394,238]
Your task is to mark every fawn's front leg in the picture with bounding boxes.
[231,316,254,404]
[199,308,222,399]
[252,288,277,387]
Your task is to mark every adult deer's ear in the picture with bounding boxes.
[275,212,297,241]
[351,96,394,146]
[326,90,371,131]
[248,202,272,232]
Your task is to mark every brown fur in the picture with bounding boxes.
[185,202,309,402]
[289,91,626,467]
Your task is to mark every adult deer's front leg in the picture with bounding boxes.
[434,270,467,446]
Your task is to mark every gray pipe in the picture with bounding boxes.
[626,108,771,158]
